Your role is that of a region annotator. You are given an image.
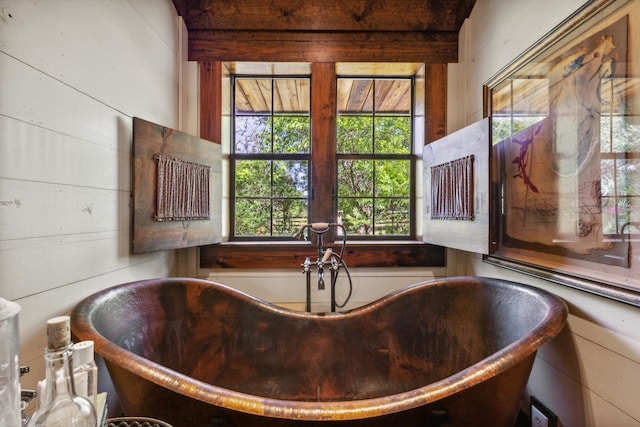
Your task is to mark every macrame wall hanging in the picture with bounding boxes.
[431,155,474,220]
[155,154,211,221]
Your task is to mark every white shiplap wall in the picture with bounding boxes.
[0,0,183,393]
[454,0,640,425]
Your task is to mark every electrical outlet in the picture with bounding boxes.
[531,405,548,427]
[530,396,558,427]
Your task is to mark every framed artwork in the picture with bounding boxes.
[484,0,640,305]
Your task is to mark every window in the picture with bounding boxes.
[230,71,416,241]
[337,78,414,237]
[231,76,311,238]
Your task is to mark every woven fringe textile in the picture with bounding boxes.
[431,155,474,220]
[155,154,210,221]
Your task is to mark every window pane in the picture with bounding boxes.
[273,116,310,153]
[375,79,411,114]
[273,199,308,236]
[272,160,308,197]
[274,79,310,113]
[234,198,271,236]
[337,79,373,113]
[338,197,373,235]
[602,116,640,153]
[337,116,373,153]
[235,116,271,153]
[235,160,271,197]
[491,79,548,145]
[375,198,410,235]
[602,196,636,235]
[617,159,640,196]
[235,79,272,113]
[338,160,373,196]
[601,195,617,234]
[374,116,411,153]
[375,160,410,197]
[600,159,614,196]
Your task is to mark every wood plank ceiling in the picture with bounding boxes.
[233,76,412,114]
[172,0,477,63]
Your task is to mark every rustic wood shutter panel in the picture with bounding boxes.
[132,117,222,253]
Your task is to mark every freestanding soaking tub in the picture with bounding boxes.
[70,276,567,427]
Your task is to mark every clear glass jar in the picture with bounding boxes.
[27,316,96,427]
[0,298,21,427]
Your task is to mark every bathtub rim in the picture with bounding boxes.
[70,275,568,421]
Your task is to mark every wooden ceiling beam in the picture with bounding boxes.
[188,30,459,63]
[178,0,474,33]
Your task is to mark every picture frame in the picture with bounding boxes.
[484,0,640,306]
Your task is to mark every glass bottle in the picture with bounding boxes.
[27,316,96,427]
[72,341,98,411]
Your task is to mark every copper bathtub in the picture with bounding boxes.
[70,276,567,427]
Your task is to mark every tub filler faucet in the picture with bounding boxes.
[296,222,352,312]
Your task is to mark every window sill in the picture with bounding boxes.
[199,241,446,268]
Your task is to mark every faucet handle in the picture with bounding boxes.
[20,366,30,377]
[302,257,311,273]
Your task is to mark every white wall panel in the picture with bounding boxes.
[0,116,131,201]
[0,54,124,150]
[0,179,122,240]
[0,0,182,396]
[0,229,170,300]
[0,0,178,127]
